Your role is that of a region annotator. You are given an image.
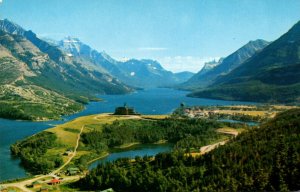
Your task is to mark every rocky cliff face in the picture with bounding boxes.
[181,39,269,89]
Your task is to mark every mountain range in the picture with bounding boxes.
[181,39,270,89]
[0,19,132,120]
[1,18,299,120]
[188,21,300,103]
[56,36,194,88]
[0,19,193,120]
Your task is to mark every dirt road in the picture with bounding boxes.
[1,125,85,191]
[190,128,239,157]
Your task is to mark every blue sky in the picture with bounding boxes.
[1,0,300,72]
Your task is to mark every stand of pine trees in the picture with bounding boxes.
[76,109,300,191]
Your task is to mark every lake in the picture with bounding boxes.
[218,119,259,126]
[89,144,173,170]
[0,88,256,181]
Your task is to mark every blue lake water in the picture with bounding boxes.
[218,119,259,126]
[89,144,173,170]
[0,88,256,181]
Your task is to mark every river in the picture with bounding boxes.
[0,88,255,181]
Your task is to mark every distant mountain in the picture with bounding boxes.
[180,59,221,89]
[174,71,194,82]
[197,59,222,76]
[0,19,26,35]
[0,19,132,120]
[189,21,300,103]
[116,59,181,88]
[181,39,269,89]
[57,36,190,88]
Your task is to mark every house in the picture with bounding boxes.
[50,178,60,185]
[63,149,73,156]
[32,181,42,189]
[66,167,80,175]
[114,103,140,115]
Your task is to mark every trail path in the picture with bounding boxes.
[199,140,228,155]
[192,128,239,156]
[216,129,239,137]
[50,125,84,175]
[2,117,240,191]
[1,115,151,191]
[1,125,85,191]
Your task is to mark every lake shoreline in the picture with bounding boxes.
[0,88,268,181]
[86,140,170,166]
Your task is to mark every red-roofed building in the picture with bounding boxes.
[50,178,60,185]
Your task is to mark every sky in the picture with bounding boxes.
[0,0,300,72]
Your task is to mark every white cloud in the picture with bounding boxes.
[0,0,2,3]
[138,47,167,51]
[158,56,220,73]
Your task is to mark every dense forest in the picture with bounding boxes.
[0,103,33,120]
[75,109,300,191]
[10,117,236,174]
[10,132,63,174]
[188,81,300,104]
[81,118,228,154]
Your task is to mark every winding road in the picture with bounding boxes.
[1,125,85,191]
[50,125,84,175]
[1,120,240,191]
[191,128,239,156]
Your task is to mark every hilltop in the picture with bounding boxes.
[180,39,269,90]
[76,108,300,191]
[0,19,132,120]
[188,21,300,103]
[56,36,194,88]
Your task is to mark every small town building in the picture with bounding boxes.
[50,178,60,185]
[114,103,140,115]
[63,149,73,156]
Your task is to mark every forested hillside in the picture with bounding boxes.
[189,21,300,103]
[0,19,132,120]
[10,132,63,174]
[181,39,269,89]
[58,37,193,88]
[82,118,225,153]
[76,109,300,191]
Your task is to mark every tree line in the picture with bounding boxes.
[75,109,300,191]
[10,131,63,174]
[81,118,226,154]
